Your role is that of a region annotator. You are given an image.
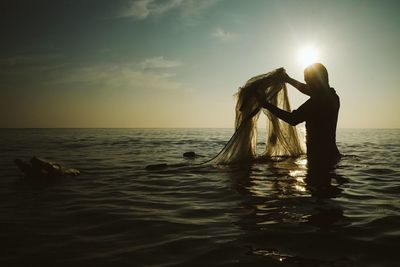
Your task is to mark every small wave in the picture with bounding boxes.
[1,128,400,266]
[360,168,396,175]
[62,143,95,149]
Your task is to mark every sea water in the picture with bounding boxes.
[0,128,399,266]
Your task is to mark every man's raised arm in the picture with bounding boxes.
[286,75,312,96]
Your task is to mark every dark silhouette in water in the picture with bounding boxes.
[183,151,196,158]
[262,63,340,169]
[14,157,80,178]
[146,64,339,170]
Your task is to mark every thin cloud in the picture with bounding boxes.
[43,59,186,93]
[140,56,181,69]
[0,53,187,96]
[119,0,220,19]
[120,0,182,19]
[212,27,238,41]
[180,0,221,16]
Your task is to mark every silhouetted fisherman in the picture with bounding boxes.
[261,63,340,169]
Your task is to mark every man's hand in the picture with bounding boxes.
[262,100,273,110]
[276,68,289,83]
[257,97,272,110]
[282,72,290,83]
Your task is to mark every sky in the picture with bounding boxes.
[0,0,399,128]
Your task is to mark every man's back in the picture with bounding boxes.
[304,88,340,163]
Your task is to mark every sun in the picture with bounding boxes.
[297,46,319,68]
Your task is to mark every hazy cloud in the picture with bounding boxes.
[179,0,222,16]
[140,56,181,69]
[211,27,237,41]
[42,58,186,94]
[120,0,220,19]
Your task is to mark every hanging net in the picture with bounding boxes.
[209,68,304,164]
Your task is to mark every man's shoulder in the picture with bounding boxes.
[330,87,339,96]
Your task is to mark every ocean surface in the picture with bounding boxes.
[0,128,399,266]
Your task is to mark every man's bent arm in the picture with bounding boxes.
[263,102,302,126]
[286,76,312,96]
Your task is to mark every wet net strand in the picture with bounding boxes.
[208,68,304,165]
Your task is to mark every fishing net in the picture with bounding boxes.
[209,68,304,164]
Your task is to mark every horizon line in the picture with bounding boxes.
[1,127,399,130]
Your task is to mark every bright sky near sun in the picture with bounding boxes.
[1,0,399,128]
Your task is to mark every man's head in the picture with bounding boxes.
[304,63,329,89]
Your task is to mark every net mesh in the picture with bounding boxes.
[209,68,304,164]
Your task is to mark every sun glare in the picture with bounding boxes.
[297,46,319,68]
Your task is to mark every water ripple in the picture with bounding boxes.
[0,128,399,266]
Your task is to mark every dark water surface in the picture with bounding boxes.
[0,128,399,266]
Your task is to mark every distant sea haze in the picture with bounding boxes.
[0,128,399,266]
